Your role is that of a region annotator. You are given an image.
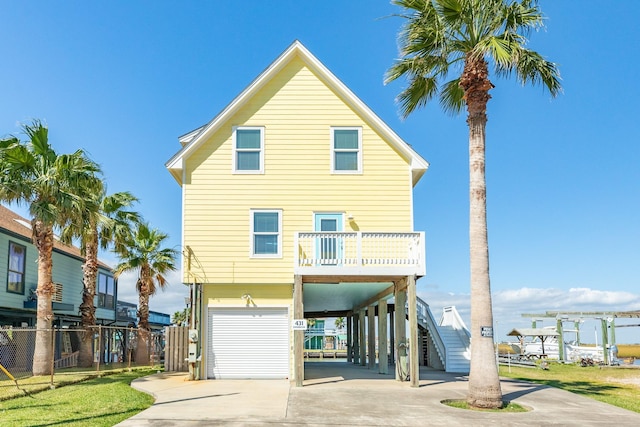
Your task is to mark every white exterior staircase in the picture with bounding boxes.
[415,299,471,373]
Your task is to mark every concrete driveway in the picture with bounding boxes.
[116,362,640,426]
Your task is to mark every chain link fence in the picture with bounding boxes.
[0,325,164,382]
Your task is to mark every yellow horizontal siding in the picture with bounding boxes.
[203,284,292,307]
[183,57,415,284]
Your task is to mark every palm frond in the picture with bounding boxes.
[388,0,561,117]
[440,78,465,115]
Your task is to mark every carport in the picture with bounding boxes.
[293,273,421,387]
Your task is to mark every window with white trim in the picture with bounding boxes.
[233,127,264,173]
[7,241,26,294]
[250,209,282,257]
[331,127,361,173]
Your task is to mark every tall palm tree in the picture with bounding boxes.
[61,190,140,367]
[0,121,101,375]
[386,0,561,408]
[114,222,177,364]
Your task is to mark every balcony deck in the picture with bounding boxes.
[294,231,425,278]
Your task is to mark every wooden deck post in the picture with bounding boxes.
[294,275,304,387]
[389,307,395,365]
[368,304,376,369]
[379,299,388,374]
[353,312,360,365]
[407,275,419,387]
[394,280,407,381]
[347,315,352,363]
[359,308,366,366]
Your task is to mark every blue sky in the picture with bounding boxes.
[2,1,639,343]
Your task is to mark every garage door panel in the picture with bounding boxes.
[208,307,289,379]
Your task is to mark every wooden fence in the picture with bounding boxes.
[164,326,188,372]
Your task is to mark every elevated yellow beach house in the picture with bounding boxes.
[166,41,430,384]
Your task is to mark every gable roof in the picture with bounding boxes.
[166,40,429,185]
[0,204,113,270]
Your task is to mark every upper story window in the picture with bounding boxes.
[97,273,115,309]
[250,209,282,258]
[233,127,264,173]
[331,127,362,173]
[7,242,26,294]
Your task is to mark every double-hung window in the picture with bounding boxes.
[7,242,26,294]
[331,127,361,173]
[97,273,115,309]
[250,209,282,257]
[233,126,264,173]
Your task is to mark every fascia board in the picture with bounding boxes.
[165,41,302,172]
[294,42,429,181]
[165,40,429,184]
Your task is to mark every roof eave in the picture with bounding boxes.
[165,40,430,187]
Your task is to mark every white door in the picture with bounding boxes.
[314,213,343,265]
[207,307,289,379]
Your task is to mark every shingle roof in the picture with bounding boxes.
[0,204,113,270]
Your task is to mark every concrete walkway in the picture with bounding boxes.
[116,362,640,426]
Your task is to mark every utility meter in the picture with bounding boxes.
[188,329,199,363]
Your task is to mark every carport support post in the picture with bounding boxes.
[294,275,304,387]
[407,275,419,387]
[379,299,388,374]
[353,312,360,364]
[368,304,376,369]
[389,307,395,364]
[359,309,366,366]
[347,315,352,363]
[394,280,407,381]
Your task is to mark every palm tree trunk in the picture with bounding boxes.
[79,226,99,367]
[462,56,503,409]
[32,220,55,376]
[136,282,151,364]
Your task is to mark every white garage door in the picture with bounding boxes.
[207,307,289,379]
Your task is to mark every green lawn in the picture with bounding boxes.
[0,369,155,426]
[500,363,640,413]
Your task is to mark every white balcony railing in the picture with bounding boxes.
[294,231,425,276]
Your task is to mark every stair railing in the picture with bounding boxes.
[413,296,447,368]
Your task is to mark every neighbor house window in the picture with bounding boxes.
[97,273,115,309]
[250,209,282,257]
[233,127,264,173]
[331,127,361,173]
[7,242,26,294]
[53,283,63,303]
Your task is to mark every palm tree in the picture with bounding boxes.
[61,190,140,367]
[386,0,561,408]
[334,317,345,331]
[0,121,101,375]
[114,222,177,364]
[172,308,190,326]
